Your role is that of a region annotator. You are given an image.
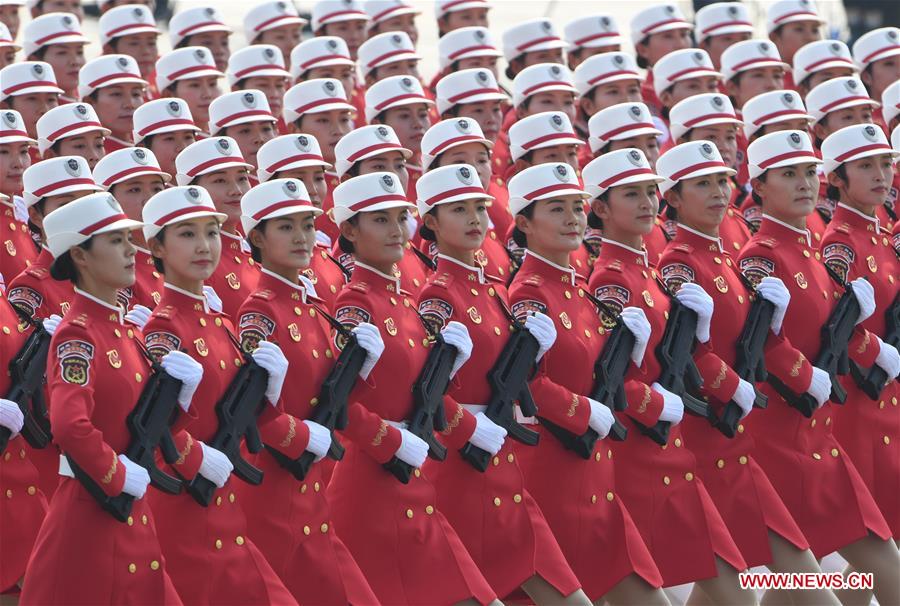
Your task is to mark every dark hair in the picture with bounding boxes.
[662,181,682,221]
[511,201,536,247]
[587,190,609,229]
[50,238,94,283]
[337,214,359,254]
[27,47,46,61]
[635,36,651,69]
[248,219,268,263]
[751,171,768,206]
[504,56,524,81]
[418,208,437,242]
[150,226,167,273]
[659,85,674,120]
[825,164,848,202]
[345,163,362,178]
[27,199,45,238]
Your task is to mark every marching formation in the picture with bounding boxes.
[1,0,899,604]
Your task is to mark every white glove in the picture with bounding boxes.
[124,304,152,330]
[202,285,223,313]
[302,419,332,461]
[315,230,332,248]
[160,351,204,412]
[251,341,289,405]
[118,454,151,499]
[874,338,900,380]
[197,442,233,488]
[731,378,756,418]
[440,321,472,379]
[675,282,714,343]
[806,366,832,408]
[298,273,318,298]
[352,322,384,380]
[0,398,24,435]
[652,382,684,425]
[469,412,507,455]
[394,428,428,468]
[523,312,556,362]
[587,398,615,438]
[850,278,875,325]
[620,306,651,366]
[12,195,27,222]
[756,276,790,335]
[403,213,418,241]
[42,314,62,336]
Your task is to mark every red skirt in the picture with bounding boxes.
[149,477,297,606]
[235,451,379,605]
[0,437,47,591]
[328,444,496,606]
[425,439,581,600]
[20,477,182,605]
[516,426,663,600]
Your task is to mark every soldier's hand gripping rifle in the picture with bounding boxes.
[850,292,899,400]
[1,310,52,454]
[67,345,184,522]
[767,267,862,417]
[265,304,368,480]
[459,301,540,472]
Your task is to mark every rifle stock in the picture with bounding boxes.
[849,293,899,400]
[1,317,53,453]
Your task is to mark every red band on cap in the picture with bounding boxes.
[265,153,326,173]
[366,48,416,69]
[185,155,247,177]
[641,18,690,35]
[154,205,213,225]
[3,80,60,95]
[104,22,158,39]
[752,108,808,125]
[214,109,275,129]
[101,165,163,187]
[34,29,86,45]
[317,9,367,25]
[862,44,900,64]
[447,44,498,60]
[298,53,351,70]
[137,118,198,137]
[728,56,781,73]
[801,55,853,74]
[165,64,220,82]
[834,142,892,162]
[700,20,753,35]
[440,0,487,12]
[429,134,486,156]
[669,160,727,181]
[32,177,95,197]
[682,112,738,128]
[597,121,656,141]
[521,131,580,151]
[0,129,29,138]
[88,71,143,89]
[254,14,301,32]
[232,64,288,79]
[522,80,574,96]
[758,150,815,169]
[371,4,410,22]
[347,193,408,211]
[819,94,871,114]
[252,199,313,219]
[45,120,104,143]
[598,167,655,188]
[346,142,402,163]
[516,35,562,53]
[446,86,503,103]
[291,96,350,115]
[573,31,620,46]
[772,10,820,25]
[79,212,128,235]
[587,69,639,86]
[177,20,227,37]
[373,92,427,111]
[423,185,487,207]
[523,182,580,200]
[666,66,717,82]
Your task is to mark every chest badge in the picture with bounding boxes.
[226,272,240,290]
[5,240,15,256]
[288,323,301,342]
[106,349,122,368]
[474,249,487,268]
[867,255,878,273]
[642,290,655,307]
[714,275,729,293]
[384,317,398,336]
[467,306,482,324]
[794,272,808,289]
[194,337,209,357]
[559,311,572,330]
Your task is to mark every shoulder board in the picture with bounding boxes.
[69,313,90,329]
[834,222,851,235]
[250,289,275,301]
[348,281,369,293]
[24,266,48,279]
[485,273,504,284]
[878,225,891,236]
[757,237,777,249]
[307,292,326,305]
[153,305,177,321]
[522,274,543,288]
[603,258,624,273]
[399,287,413,297]
[670,242,693,254]
[574,272,588,286]
[430,272,453,289]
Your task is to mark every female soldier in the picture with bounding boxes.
[139,185,298,605]
[0,110,39,280]
[234,178,382,605]
[168,6,232,72]
[329,171,498,606]
[656,141,841,606]
[77,55,147,153]
[738,129,899,605]
[207,89,278,178]
[154,47,225,139]
[36,103,109,169]
[20,192,201,605]
[629,4,693,114]
[506,161,668,605]
[289,37,362,128]
[225,45,290,132]
[132,98,201,179]
[415,164,588,605]
[585,149,756,604]
[21,12,88,103]
[820,124,900,535]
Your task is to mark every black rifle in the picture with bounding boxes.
[708,275,771,438]
[265,305,367,480]
[459,302,540,472]
[383,322,455,484]
[67,346,184,522]
[1,311,52,453]
[538,292,629,458]
[767,267,862,417]
[635,282,710,445]
[186,332,268,506]
[850,293,899,400]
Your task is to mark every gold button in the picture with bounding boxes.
[493,497,501,506]
[320,523,329,533]
[470,288,478,296]
[150,560,160,571]
[127,329,134,338]
[408,338,415,348]
[310,397,319,406]
[229,493,235,503]
[737,424,744,434]
[309,308,317,317]
[128,563,136,574]
[425,505,435,514]
[674,438,682,447]
[507,453,514,463]
[716,459,725,469]
[199,318,207,327]
[714,257,722,264]
[684,472,694,481]
[114,329,121,337]
[802,250,810,258]
[814,252,821,260]
[300,484,307,493]
[127,516,134,525]
[326,349,334,359]
[216,496,223,506]
[607,449,613,459]
[830,448,839,457]
[584,329,592,339]
[214,317,222,326]
[314,482,321,492]
[590,494,597,504]
[488,287,496,296]
[236,535,246,545]
[422,338,430,346]
[413,279,421,287]
[606,492,614,502]
[4,489,10,498]
[142,515,147,525]
[884,436,891,445]
[880,401,886,409]
[27,486,36,496]
[739,455,748,465]
[219,360,226,369]
[135,373,142,383]
[312,349,319,358]
[894,397,898,405]
[303,526,311,535]
[738,295,744,304]
[825,417,831,425]
[414,468,421,478]
[564,291,572,299]
[2,452,8,462]
[294,307,302,316]
[235,358,241,366]
[812,453,822,460]
[215,539,223,549]
[513,494,522,503]
[19,449,24,459]
[492,326,501,336]
[595,452,601,461]
[811,419,817,427]
[390,297,397,306]
[406,509,414,519]
[663,476,671,485]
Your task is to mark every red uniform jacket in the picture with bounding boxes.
[302,242,348,310]
[1,199,37,282]
[206,231,259,319]
[117,246,163,311]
